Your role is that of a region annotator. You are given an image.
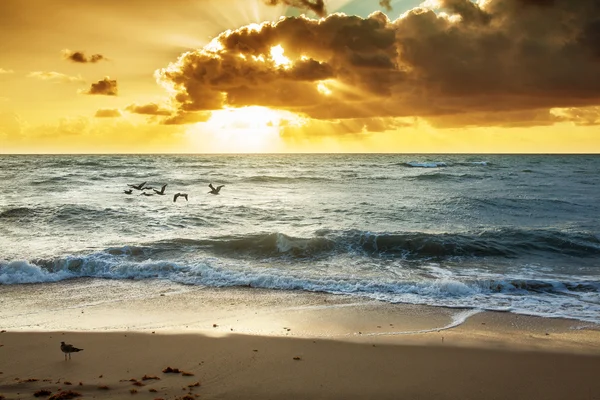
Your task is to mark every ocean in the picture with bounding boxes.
[1,154,599,324]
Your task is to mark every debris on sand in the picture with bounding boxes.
[48,391,82,400]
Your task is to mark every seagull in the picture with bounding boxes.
[142,186,154,190]
[140,192,154,196]
[153,184,168,195]
[128,181,146,190]
[173,193,188,202]
[124,189,133,195]
[60,341,83,361]
[208,183,225,195]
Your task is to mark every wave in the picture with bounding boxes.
[0,207,41,219]
[406,173,484,182]
[2,257,599,322]
[455,161,489,166]
[92,229,600,261]
[29,228,600,262]
[400,161,489,168]
[404,161,448,168]
[0,205,133,225]
[242,175,333,183]
[30,175,78,185]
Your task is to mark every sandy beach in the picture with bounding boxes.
[1,281,600,400]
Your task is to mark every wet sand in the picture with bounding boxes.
[0,281,599,399]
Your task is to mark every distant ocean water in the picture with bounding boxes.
[1,154,599,323]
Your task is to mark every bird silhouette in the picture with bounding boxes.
[127,181,146,190]
[208,183,225,195]
[124,189,133,195]
[154,184,168,195]
[173,193,188,202]
[60,341,83,361]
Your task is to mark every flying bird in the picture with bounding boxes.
[128,181,146,190]
[124,189,133,195]
[173,193,188,202]
[153,184,168,195]
[208,183,225,195]
[140,192,154,196]
[60,341,83,360]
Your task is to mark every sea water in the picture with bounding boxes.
[1,154,599,323]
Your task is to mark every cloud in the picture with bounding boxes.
[62,49,107,63]
[126,103,172,116]
[550,106,600,126]
[95,109,122,118]
[263,0,326,17]
[0,112,24,140]
[28,71,85,83]
[3,115,187,153]
[379,0,392,12]
[280,116,414,136]
[0,68,14,74]
[83,77,118,95]
[162,111,211,125]
[156,0,600,129]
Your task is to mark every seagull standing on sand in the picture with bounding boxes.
[128,181,146,190]
[208,183,225,195]
[173,193,188,202]
[60,341,83,360]
[153,184,168,195]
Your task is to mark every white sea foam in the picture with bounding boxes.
[0,260,74,284]
[360,308,483,336]
[1,255,598,323]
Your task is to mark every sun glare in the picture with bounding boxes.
[317,81,332,96]
[270,45,291,68]
[187,106,305,152]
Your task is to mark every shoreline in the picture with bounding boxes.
[1,279,599,341]
[1,281,600,399]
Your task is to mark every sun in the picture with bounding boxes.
[186,106,306,153]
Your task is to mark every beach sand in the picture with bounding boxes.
[1,281,599,399]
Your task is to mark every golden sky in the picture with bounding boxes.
[1,0,599,153]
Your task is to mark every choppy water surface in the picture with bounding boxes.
[1,154,599,322]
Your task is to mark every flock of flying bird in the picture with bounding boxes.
[123,181,225,202]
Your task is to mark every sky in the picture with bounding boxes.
[1,0,599,153]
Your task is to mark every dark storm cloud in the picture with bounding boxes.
[156,0,600,128]
[84,77,117,95]
[62,49,108,63]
